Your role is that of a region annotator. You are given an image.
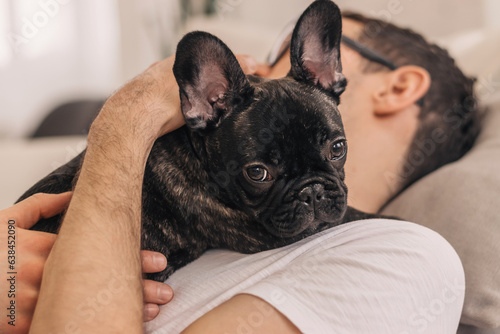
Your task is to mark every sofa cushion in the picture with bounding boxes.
[382,102,500,329]
[0,136,86,209]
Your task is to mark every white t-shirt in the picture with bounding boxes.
[145,219,465,334]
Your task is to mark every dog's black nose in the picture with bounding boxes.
[298,183,325,205]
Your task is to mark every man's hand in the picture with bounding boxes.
[94,54,261,148]
[0,193,172,333]
[141,250,174,322]
[0,193,70,333]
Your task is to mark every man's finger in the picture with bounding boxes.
[144,303,160,322]
[141,250,167,273]
[23,229,58,255]
[143,279,174,304]
[3,192,72,229]
[255,63,272,77]
[236,54,258,75]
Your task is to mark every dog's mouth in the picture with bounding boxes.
[268,218,331,238]
[267,199,346,238]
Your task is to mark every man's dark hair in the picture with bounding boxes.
[342,12,481,194]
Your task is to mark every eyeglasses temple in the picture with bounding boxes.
[341,35,398,70]
[341,35,424,107]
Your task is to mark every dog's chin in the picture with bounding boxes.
[265,201,348,239]
[268,220,320,238]
[265,216,337,239]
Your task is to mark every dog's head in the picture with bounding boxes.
[173,0,348,238]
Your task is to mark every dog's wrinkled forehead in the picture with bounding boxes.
[254,78,343,132]
[225,77,344,163]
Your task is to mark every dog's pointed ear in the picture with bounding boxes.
[173,31,253,132]
[288,0,346,98]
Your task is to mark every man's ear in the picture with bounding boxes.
[173,31,254,132]
[373,65,431,115]
[288,0,346,98]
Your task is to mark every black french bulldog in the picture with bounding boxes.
[19,0,382,281]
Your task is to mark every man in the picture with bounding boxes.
[1,9,476,334]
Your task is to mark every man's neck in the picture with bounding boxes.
[343,129,411,214]
[345,165,396,214]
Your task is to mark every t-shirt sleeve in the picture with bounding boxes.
[241,220,465,334]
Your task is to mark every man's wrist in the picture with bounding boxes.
[93,60,185,145]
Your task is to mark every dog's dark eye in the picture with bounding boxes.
[246,166,273,182]
[329,140,346,160]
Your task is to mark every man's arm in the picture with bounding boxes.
[182,294,301,334]
[28,54,260,333]
[29,57,184,333]
[0,193,172,334]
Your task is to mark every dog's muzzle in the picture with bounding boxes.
[267,178,347,238]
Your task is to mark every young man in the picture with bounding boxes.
[1,9,477,334]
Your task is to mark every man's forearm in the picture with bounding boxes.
[29,107,156,333]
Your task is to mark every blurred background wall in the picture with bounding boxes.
[0,0,497,139]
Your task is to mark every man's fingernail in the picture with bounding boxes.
[244,56,258,73]
[153,253,167,269]
[158,285,173,302]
